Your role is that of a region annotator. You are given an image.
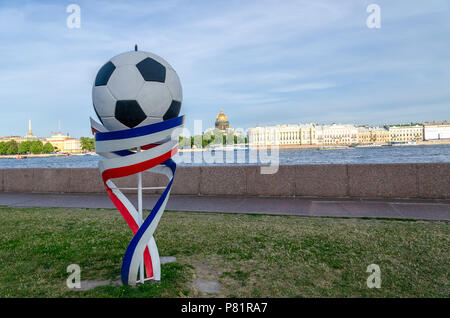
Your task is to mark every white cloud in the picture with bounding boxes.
[271,82,337,93]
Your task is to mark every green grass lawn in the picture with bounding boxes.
[0,206,448,298]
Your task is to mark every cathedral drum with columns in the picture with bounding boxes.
[215,109,230,132]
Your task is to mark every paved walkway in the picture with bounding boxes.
[0,192,449,221]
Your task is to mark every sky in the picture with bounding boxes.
[0,0,449,138]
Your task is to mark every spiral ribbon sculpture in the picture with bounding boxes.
[90,115,184,285]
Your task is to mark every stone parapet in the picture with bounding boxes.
[0,163,449,199]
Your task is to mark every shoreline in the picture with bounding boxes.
[0,152,93,159]
[180,140,450,152]
[2,141,450,157]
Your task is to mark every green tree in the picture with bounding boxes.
[18,141,32,154]
[202,131,215,148]
[42,142,54,154]
[80,137,88,151]
[211,130,223,146]
[6,140,18,155]
[192,134,204,149]
[30,140,43,154]
[0,142,7,155]
[178,136,191,148]
[80,137,95,152]
[234,134,246,145]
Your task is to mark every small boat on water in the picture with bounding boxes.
[16,155,27,159]
[319,145,351,150]
[389,140,418,147]
[355,144,385,148]
[209,145,250,151]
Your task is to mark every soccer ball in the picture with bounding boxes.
[92,50,182,131]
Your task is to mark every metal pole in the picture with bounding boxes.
[137,146,144,283]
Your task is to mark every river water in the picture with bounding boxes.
[1,144,449,168]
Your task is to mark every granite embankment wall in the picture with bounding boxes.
[0,163,449,199]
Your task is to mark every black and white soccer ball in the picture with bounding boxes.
[92,50,182,131]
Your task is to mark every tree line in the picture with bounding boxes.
[179,129,248,149]
[0,140,54,155]
[80,137,95,152]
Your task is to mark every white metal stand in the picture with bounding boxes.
[137,146,144,284]
[133,146,166,284]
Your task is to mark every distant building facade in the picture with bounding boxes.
[357,127,371,144]
[248,122,434,147]
[44,133,81,153]
[316,124,358,145]
[248,124,319,147]
[0,120,39,143]
[423,121,450,140]
[370,127,390,144]
[249,123,359,146]
[388,124,423,143]
[0,120,82,153]
[357,126,390,144]
[0,136,27,143]
[277,125,302,146]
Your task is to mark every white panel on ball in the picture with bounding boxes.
[138,116,163,127]
[165,68,182,102]
[110,51,148,67]
[101,117,131,132]
[136,82,172,118]
[92,86,117,117]
[107,65,145,100]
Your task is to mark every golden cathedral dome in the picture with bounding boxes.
[216,109,228,121]
[215,109,230,131]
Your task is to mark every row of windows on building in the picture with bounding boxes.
[248,123,450,146]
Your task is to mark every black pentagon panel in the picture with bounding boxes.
[136,57,166,82]
[163,100,181,120]
[115,100,146,128]
[95,61,115,86]
[93,103,104,124]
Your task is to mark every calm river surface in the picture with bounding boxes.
[1,144,449,168]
